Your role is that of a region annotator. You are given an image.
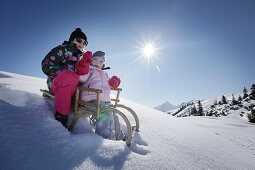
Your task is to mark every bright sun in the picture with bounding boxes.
[142,43,155,58]
[131,39,161,72]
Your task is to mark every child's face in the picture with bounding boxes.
[72,38,87,52]
[92,57,105,69]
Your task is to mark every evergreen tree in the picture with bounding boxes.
[243,87,248,99]
[247,109,255,123]
[214,100,218,105]
[231,94,239,105]
[197,100,203,116]
[238,95,243,104]
[190,105,197,116]
[208,110,214,116]
[238,95,242,103]
[221,111,227,116]
[248,104,255,110]
[222,95,227,104]
[250,84,255,99]
[251,84,255,91]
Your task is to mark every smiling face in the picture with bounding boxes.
[72,38,86,52]
[91,57,105,69]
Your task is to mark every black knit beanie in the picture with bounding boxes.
[69,28,88,45]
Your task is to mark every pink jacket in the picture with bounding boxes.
[79,66,111,102]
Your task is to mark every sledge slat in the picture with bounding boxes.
[74,87,80,115]
[96,91,100,120]
[111,99,120,102]
[78,100,99,108]
[110,87,122,91]
[40,89,55,99]
[78,86,102,93]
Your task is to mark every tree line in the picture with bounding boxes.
[189,84,255,123]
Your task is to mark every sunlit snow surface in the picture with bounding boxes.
[0,71,255,170]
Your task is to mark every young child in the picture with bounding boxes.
[41,28,92,129]
[78,51,126,140]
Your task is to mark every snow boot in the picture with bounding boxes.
[55,112,68,129]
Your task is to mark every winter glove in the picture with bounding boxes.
[83,51,93,62]
[109,76,121,88]
[76,51,93,75]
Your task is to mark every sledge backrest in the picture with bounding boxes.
[73,86,122,120]
[74,86,102,119]
[110,87,122,107]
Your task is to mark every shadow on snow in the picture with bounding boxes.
[0,85,149,170]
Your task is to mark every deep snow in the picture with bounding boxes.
[0,71,255,170]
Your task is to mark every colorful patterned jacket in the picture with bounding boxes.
[41,41,83,90]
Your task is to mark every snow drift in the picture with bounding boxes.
[0,71,255,170]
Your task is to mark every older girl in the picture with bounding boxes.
[41,28,92,129]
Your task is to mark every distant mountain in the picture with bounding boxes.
[155,87,255,120]
[154,101,177,112]
[167,92,255,118]
[167,99,199,116]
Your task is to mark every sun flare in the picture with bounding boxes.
[131,38,161,72]
[142,43,155,58]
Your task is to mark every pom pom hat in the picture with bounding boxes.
[69,28,88,45]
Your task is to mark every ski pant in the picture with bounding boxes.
[51,70,79,116]
[85,101,126,140]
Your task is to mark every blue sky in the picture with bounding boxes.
[0,0,255,107]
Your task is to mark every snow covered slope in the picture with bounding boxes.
[0,71,255,170]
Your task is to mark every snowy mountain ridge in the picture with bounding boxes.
[167,91,255,121]
[154,101,177,112]
[0,70,255,170]
[155,100,199,113]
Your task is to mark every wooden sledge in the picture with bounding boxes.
[40,86,139,146]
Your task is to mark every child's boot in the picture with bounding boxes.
[55,112,68,129]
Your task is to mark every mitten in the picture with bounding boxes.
[109,76,121,88]
[76,51,93,75]
[82,51,93,63]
